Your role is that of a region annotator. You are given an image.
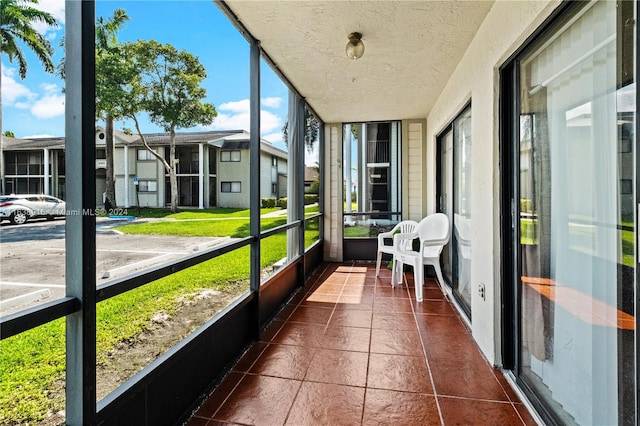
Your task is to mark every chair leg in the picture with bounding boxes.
[375,251,382,277]
[433,262,447,297]
[414,262,423,302]
[391,259,402,287]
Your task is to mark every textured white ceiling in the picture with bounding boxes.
[224,1,495,123]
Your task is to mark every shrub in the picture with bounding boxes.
[307,180,319,194]
[261,198,276,208]
[278,198,287,209]
[304,194,318,205]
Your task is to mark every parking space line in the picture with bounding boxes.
[42,247,188,255]
[0,289,51,312]
[101,253,177,279]
[1,281,65,288]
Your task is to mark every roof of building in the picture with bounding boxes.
[209,132,289,159]
[3,129,289,159]
[3,136,66,150]
[305,166,319,182]
[133,130,244,146]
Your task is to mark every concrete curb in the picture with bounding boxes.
[0,288,51,312]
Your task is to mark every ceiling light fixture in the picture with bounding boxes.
[345,32,364,60]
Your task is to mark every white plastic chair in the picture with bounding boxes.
[454,213,471,293]
[391,213,450,302]
[375,220,419,277]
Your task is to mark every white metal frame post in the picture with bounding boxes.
[65,1,97,424]
[249,40,261,335]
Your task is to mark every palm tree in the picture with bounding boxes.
[1,0,57,78]
[281,106,320,153]
[96,9,130,207]
[0,0,58,194]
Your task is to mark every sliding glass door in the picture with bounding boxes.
[437,105,472,316]
[503,1,637,424]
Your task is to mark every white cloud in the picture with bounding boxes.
[261,97,282,108]
[209,99,282,133]
[218,99,249,113]
[31,92,65,119]
[1,66,37,105]
[23,133,58,139]
[33,0,66,26]
[3,66,65,119]
[27,82,64,119]
[262,131,283,145]
[260,110,282,133]
[209,112,250,131]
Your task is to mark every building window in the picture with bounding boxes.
[221,181,241,193]
[220,150,241,162]
[137,149,156,161]
[138,180,157,192]
[272,183,277,194]
[96,148,106,160]
[272,156,277,167]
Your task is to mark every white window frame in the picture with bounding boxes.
[138,180,157,192]
[137,149,156,161]
[221,181,241,193]
[220,150,241,162]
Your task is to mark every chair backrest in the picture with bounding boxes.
[454,213,471,258]
[398,220,418,234]
[416,213,450,252]
[396,220,419,250]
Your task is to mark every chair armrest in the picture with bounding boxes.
[377,223,402,244]
[378,231,393,245]
[419,237,450,251]
[393,232,418,251]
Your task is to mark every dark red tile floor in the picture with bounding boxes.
[187,262,539,426]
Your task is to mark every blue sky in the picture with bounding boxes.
[2,1,310,159]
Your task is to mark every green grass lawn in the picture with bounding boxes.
[0,210,320,424]
[123,206,280,219]
[521,217,634,267]
[116,217,287,237]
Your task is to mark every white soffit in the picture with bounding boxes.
[224,1,495,123]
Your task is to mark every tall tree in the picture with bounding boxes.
[0,0,58,194]
[0,0,57,78]
[119,40,217,213]
[96,9,130,207]
[281,106,319,152]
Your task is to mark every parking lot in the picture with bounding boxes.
[0,218,227,315]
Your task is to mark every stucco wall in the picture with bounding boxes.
[324,124,343,262]
[425,0,561,364]
[402,119,427,222]
[217,152,250,208]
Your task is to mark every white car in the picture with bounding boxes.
[0,194,66,225]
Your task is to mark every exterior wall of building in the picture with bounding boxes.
[217,149,250,208]
[257,152,288,202]
[425,0,560,364]
[260,152,278,200]
[277,153,288,199]
[324,124,343,262]
[5,138,286,210]
[402,119,427,222]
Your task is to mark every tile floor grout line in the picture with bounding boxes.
[408,273,446,426]
[279,377,305,426]
[208,371,247,423]
[321,260,352,334]
[361,262,383,425]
